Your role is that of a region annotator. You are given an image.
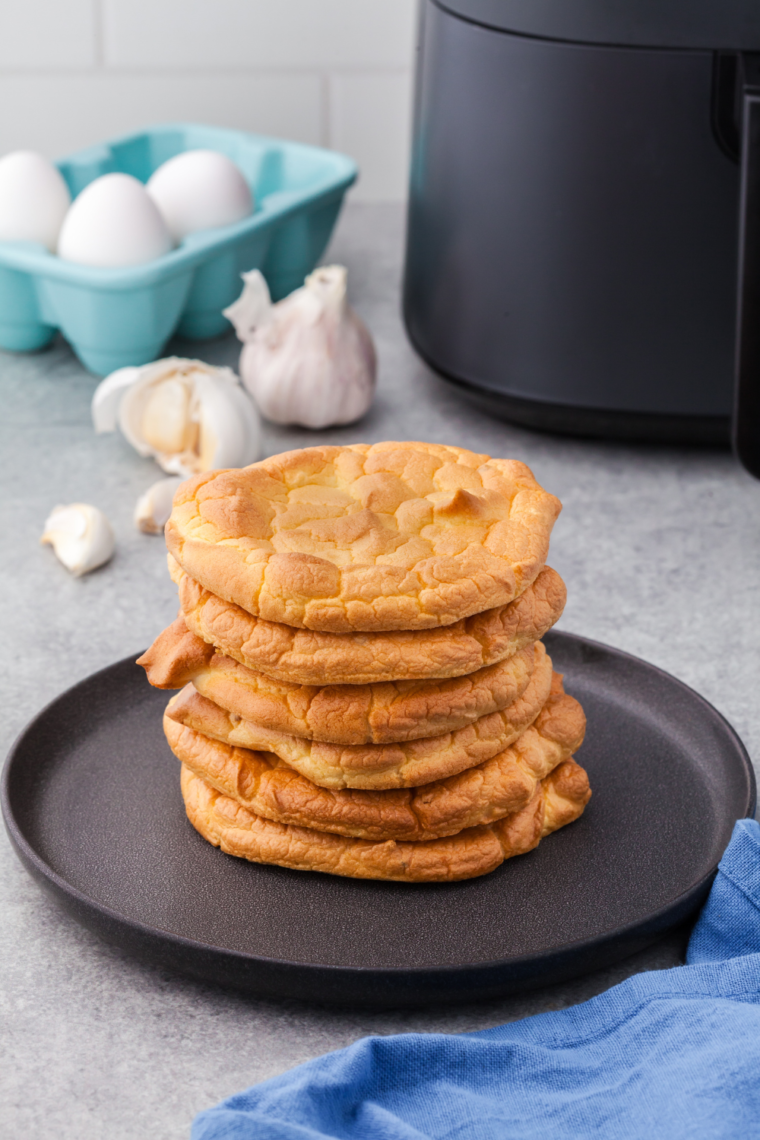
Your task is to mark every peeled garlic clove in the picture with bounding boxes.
[41,504,115,577]
[134,476,184,534]
[91,366,142,433]
[95,356,261,477]
[231,265,377,429]
[139,376,197,456]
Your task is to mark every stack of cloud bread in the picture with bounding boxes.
[138,442,591,883]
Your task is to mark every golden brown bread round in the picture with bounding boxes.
[165,443,561,633]
[180,758,591,882]
[172,559,566,685]
[140,614,541,744]
[165,648,555,791]
[164,675,586,840]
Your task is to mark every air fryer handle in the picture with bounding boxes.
[733,54,760,477]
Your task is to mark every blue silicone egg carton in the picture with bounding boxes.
[0,124,357,375]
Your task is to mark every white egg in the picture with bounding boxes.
[0,151,71,251]
[146,149,253,243]
[57,173,173,268]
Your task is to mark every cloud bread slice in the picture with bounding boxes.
[165,443,562,633]
[180,758,591,883]
[140,616,540,745]
[164,673,585,841]
[172,559,566,686]
[165,647,554,790]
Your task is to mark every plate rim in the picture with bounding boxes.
[2,632,756,989]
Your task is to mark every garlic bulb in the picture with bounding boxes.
[134,476,184,534]
[223,266,376,429]
[41,504,115,577]
[91,357,261,477]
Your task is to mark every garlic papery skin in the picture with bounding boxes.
[41,504,115,577]
[134,476,184,534]
[223,269,272,342]
[92,357,261,477]
[223,266,377,429]
[91,366,141,433]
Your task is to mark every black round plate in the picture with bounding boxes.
[2,632,755,1008]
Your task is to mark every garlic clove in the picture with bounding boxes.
[134,476,185,534]
[41,503,115,577]
[222,269,272,342]
[117,358,201,461]
[91,367,142,433]
[191,371,261,473]
[232,264,377,429]
[140,376,197,455]
[111,356,261,477]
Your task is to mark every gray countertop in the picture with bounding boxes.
[2,203,759,1139]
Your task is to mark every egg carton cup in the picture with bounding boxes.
[0,124,356,376]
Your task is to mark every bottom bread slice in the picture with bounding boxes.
[181,760,591,883]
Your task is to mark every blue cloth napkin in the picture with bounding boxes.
[192,818,760,1140]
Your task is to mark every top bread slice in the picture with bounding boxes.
[165,442,561,633]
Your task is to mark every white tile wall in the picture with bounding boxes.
[331,72,414,204]
[0,0,95,68]
[0,0,417,200]
[103,0,415,69]
[0,74,324,156]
